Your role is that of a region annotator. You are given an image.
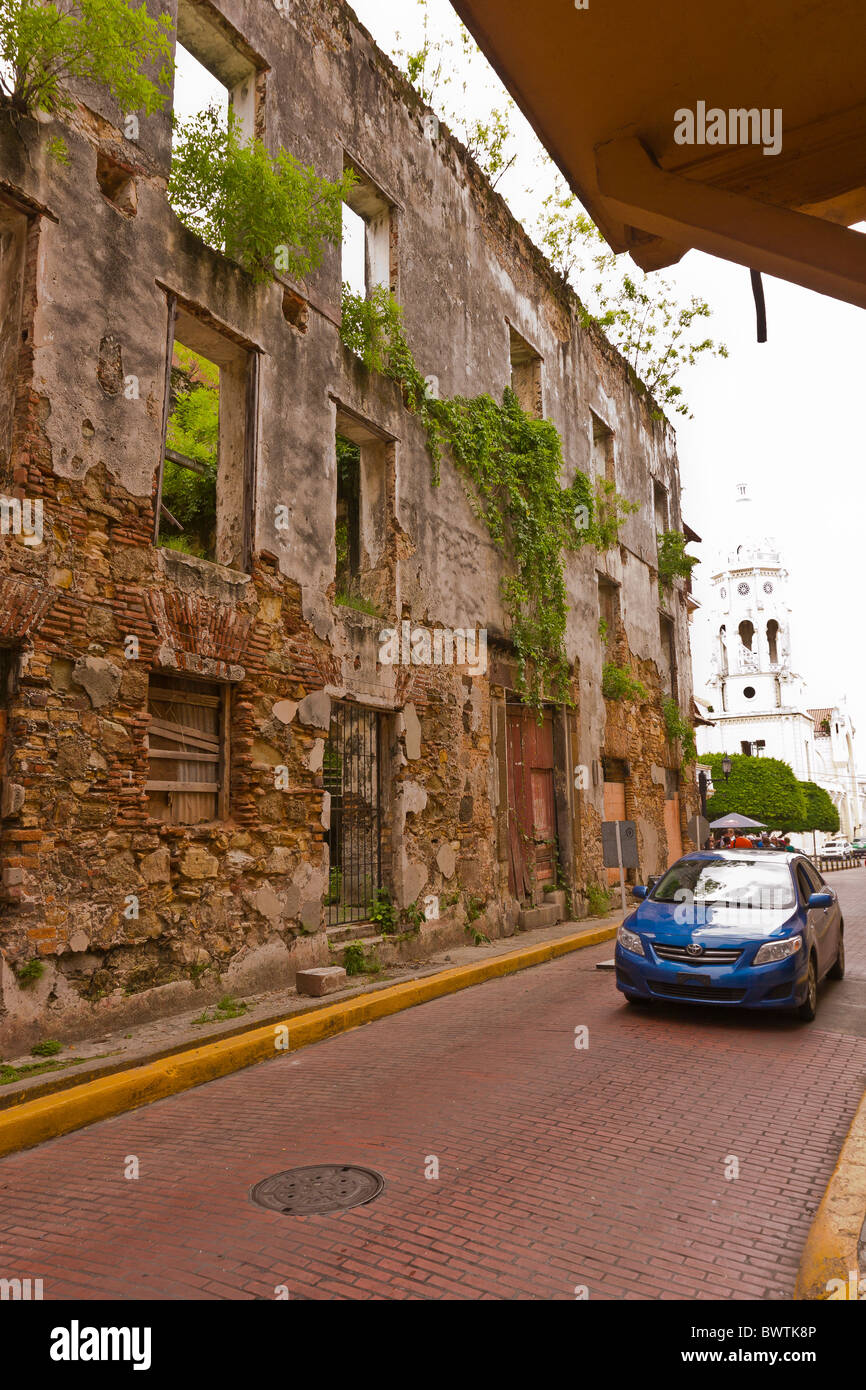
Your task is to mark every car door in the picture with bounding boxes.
[807,862,841,972]
[798,862,835,975]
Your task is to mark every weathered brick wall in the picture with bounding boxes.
[0,0,698,1052]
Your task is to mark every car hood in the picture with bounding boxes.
[633,897,799,944]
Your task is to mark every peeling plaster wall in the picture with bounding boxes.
[0,0,697,1053]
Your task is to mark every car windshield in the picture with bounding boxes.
[651,857,796,910]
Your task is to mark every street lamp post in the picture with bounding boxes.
[722,755,732,783]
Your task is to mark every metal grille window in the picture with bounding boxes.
[146,675,229,824]
[323,704,381,925]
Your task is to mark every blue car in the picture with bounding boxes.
[615,850,845,1021]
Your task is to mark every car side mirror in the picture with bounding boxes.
[808,892,833,909]
[631,885,648,900]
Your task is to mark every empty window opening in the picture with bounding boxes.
[659,614,677,698]
[591,411,615,483]
[741,740,753,756]
[767,619,779,665]
[324,703,382,926]
[172,1,262,155]
[0,203,28,479]
[342,160,394,299]
[156,303,258,572]
[146,675,229,824]
[96,152,137,216]
[598,576,620,643]
[333,411,392,614]
[509,326,543,419]
[335,433,361,600]
[739,620,754,651]
[653,479,669,533]
[341,203,367,300]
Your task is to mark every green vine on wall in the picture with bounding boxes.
[340,285,637,707]
[662,694,697,766]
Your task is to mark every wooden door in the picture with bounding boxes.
[664,794,683,866]
[603,778,626,886]
[507,703,557,902]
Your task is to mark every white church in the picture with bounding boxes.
[693,485,863,844]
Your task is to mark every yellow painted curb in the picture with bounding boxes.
[795,1085,866,1300]
[0,922,616,1160]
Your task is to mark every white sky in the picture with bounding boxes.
[351,0,866,755]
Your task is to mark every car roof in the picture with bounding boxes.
[672,850,799,867]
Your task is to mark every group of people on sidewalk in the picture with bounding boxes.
[710,831,796,852]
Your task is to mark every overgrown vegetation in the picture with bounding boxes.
[0,0,172,153]
[585,883,613,917]
[191,994,249,1026]
[657,530,699,591]
[15,958,44,988]
[159,345,218,558]
[602,662,648,704]
[168,107,353,283]
[343,942,380,976]
[661,695,697,766]
[370,888,397,934]
[341,284,635,706]
[30,1038,62,1057]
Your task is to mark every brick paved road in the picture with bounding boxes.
[1,869,865,1301]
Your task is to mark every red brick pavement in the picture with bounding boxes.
[1,870,865,1301]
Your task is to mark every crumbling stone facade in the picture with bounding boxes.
[0,0,698,1053]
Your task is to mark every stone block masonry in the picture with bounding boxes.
[0,0,697,1055]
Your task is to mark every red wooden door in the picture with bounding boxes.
[507,703,557,902]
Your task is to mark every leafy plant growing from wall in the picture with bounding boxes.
[0,0,173,158]
[657,530,698,592]
[601,662,648,704]
[661,694,697,766]
[340,284,636,707]
[168,107,354,284]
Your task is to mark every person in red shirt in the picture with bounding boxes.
[732,834,754,849]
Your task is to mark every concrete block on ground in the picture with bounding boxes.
[296,966,348,997]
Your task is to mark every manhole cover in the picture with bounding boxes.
[250,1165,385,1216]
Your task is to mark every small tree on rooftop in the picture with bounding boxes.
[0,0,172,124]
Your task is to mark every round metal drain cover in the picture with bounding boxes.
[250,1164,384,1216]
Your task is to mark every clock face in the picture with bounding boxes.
[763,582,773,594]
[737,582,750,596]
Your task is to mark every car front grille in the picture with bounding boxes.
[652,944,743,966]
[650,981,747,1003]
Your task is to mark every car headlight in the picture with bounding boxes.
[753,935,803,966]
[617,923,645,957]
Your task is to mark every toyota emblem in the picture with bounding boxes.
[686,944,704,957]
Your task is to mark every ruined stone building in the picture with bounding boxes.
[0,0,699,1052]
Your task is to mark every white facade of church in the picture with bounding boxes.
[695,486,863,843]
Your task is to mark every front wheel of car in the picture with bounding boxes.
[797,956,818,1021]
[828,927,845,981]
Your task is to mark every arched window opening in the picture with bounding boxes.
[767,619,779,665]
[738,620,754,651]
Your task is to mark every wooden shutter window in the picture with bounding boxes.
[146,676,228,824]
